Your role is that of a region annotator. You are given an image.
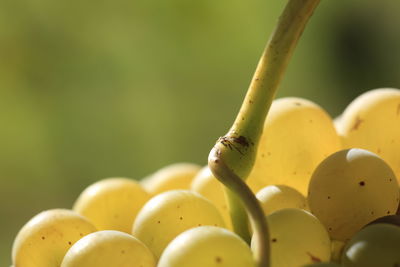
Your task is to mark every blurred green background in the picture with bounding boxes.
[1,0,400,265]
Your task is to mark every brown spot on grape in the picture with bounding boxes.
[41,236,45,240]
[351,116,363,131]
[271,238,277,243]
[179,216,183,220]
[177,205,180,209]
[68,241,72,245]
[261,153,265,158]
[293,171,297,175]
[198,224,202,226]
[389,178,393,182]
[359,181,365,186]
[328,227,332,231]
[294,102,302,106]
[327,196,331,200]
[121,250,125,254]
[371,211,374,215]
[307,252,321,263]
[79,233,83,237]
[215,256,222,263]
[387,210,391,214]
[157,220,161,224]
[309,119,313,123]
[249,100,253,104]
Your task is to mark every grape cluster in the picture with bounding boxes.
[11,88,400,267]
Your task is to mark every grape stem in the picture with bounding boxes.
[208,0,320,266]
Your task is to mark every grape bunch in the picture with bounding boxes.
[11,87,400,267]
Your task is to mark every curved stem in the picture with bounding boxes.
[209,155,269,267]
[208,0,320,266]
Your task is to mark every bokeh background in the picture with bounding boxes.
[1,0,400,265]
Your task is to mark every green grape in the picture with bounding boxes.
[247,97,342,195]
[132,190,225,259]
[61,230,156,267]
[140,163,201,195]
[252,208,331,267]
[308,148,400,241]
[342,223,400,266]
[73,177,151,233]
[12,209,97,267]
[255,184,308,216]
[191,166,232,229]
[158,226,255,267]
[365,214,400,228]
[337,88,400,183]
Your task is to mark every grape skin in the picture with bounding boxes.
[12,209,97,267]
[342,223,400,266]
[158,226,255,267]
[247,97,342,195]
[256,184,308,216]
[191,166,232,229]
[140,163,201,195]
[73,177,151,233]
[308,148,400,241]
[252,208,331,267]
[337,88,400,183]
[132,190,225,259]
[61,230,156,267]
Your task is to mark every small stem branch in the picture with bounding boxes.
[209,1,320,266]
[209,156,269,267]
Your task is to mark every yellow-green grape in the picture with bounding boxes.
[252,208,331,267]
[342,223,400,266]
[337,88,400,183]
[191,166,232,229]
[158,226,255,267]
[73,177,150,233]
[132,190,225,259]
[308,148,400,241]
[256,185,308,216]
[61,230,156,267]
[247,97,342,195]
[12,209,97,267]
[140,163,201,195]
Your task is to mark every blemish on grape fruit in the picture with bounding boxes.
[351,116,363,131]
[307,252,321,263]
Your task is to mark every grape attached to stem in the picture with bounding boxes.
[208,1,321,266]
